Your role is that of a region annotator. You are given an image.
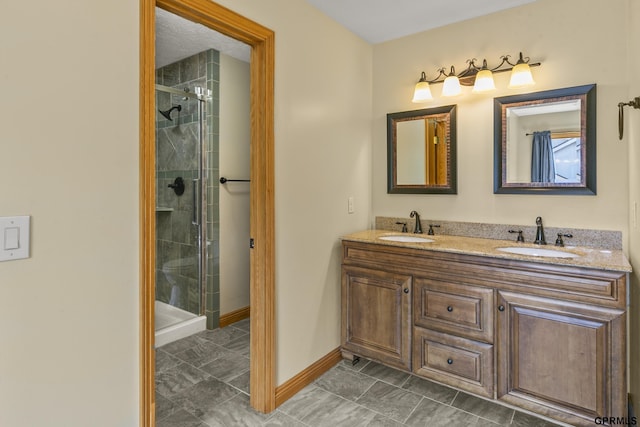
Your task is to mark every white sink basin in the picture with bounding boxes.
[379,235,435,243]
[497,246,579,258]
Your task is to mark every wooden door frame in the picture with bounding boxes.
[140,0,275,424]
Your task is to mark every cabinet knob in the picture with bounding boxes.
[403,288,409,294]
[498,305,505,312]
[447,358,453,365]
[447,306,453,312]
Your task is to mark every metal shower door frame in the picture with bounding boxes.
[155,84,212,316]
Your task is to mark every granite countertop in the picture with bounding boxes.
[341,229,632,273]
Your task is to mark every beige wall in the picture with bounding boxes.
[373,0,637,407]
[205,0,374,385]
[0,0,140,426]
[2,0,636,423]
[373,0,630,240]
[219,53,251,314]
[628,0,640,409]
[0,1,372,423]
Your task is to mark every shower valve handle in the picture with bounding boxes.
[168,177,185,196]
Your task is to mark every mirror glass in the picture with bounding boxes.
[387,105,457,194]
[494,84,596,195]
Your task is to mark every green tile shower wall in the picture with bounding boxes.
[156,49,220,329]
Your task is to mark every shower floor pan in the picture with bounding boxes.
[155,300,206,347]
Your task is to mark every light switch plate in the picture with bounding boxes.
[0,216,30,261]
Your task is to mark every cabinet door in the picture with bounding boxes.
[342,265,412,370]
[497,291,626,426]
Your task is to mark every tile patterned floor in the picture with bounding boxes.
[156,319,562,427]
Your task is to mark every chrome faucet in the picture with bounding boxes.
[534,216,546,245]
[410,211,423,234]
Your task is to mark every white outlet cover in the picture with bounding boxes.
[0,216,30,262]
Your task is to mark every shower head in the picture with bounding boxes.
[159,105,182,121]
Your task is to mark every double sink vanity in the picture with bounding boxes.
[340,228,631,426]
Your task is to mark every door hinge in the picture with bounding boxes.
[250,238,255,249]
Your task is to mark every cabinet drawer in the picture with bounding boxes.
[414,328,493,398]
[414,277,493,342]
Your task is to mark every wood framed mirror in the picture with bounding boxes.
[387,105,457,194]
[494,84,596,195]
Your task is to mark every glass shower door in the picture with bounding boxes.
[155,84,209,329]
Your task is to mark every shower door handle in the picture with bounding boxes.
[192,178,200,225]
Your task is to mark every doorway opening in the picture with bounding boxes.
[154,81,211,347]
[140,0,275,424]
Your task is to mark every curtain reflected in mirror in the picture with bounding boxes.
[529,130,582,183]
[388,105,457,194]
[494,84,596,195]
[531,131,555,183]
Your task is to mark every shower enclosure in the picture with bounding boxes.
[154,50,219,346]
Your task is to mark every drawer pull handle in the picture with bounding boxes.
[447,358,453,365]
[404,288,409,294]
[498,305,505,312]
[447,306,453,312]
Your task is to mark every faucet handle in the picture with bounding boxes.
[555,233,573,247]
[427,224,441,235]
[508,230,525,243]
[395,222,408,233]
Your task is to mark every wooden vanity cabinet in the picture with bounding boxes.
[341,265,412,370]
[341,240,628,427]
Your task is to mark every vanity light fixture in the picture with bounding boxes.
[441,66,462,97]
[508,53,536,88]
[472,60,496,93]
[411,72,433,102]
[411,52,540,102]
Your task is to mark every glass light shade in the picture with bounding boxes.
[509,63,535,87]
[472,69,496,92]
[412,81,433,102]
[442,75,461,96]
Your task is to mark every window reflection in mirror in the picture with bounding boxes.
[388,105,457,194]
[494,84,596,195]
[505,100,581,184]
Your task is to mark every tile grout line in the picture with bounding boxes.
[354,363,413,388]
[437,392,509,426]
[398,372,412,389]
[351,376,378,402]
[316,378,425,425]
[305,382,395,424]
[325,361,472,425]
[159,330,556,427]
[400,396,425,425]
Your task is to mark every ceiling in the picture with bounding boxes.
[155,0,537,68]
[304,0,537,44]
[156,8,250,68]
